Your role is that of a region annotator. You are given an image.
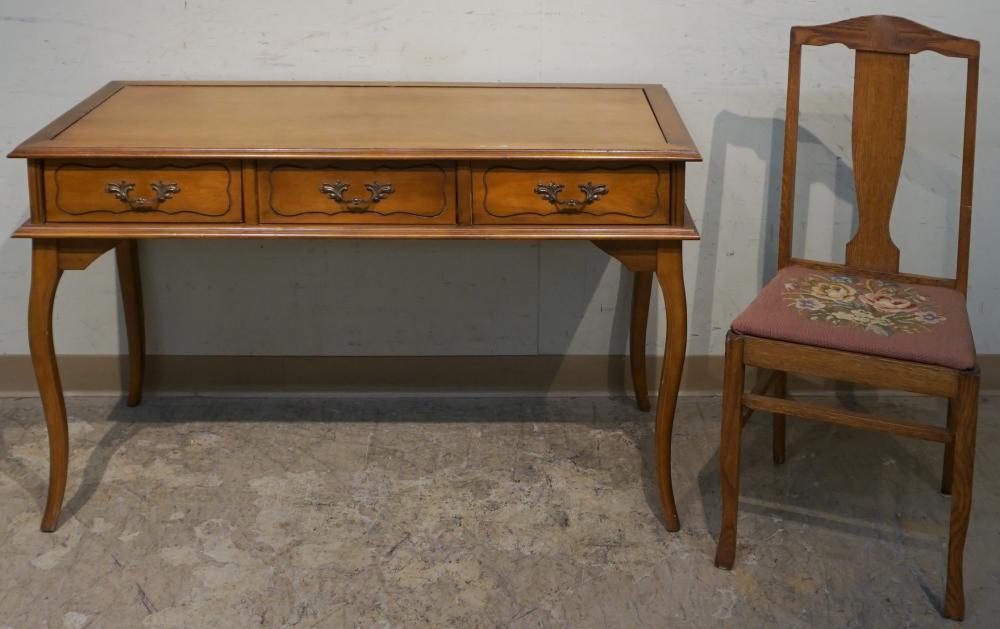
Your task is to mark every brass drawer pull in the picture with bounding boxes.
[320,180,395,212]
[533,181,608,213]
[105,180,180,212]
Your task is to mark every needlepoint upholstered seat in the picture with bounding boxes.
[732,265,976,370]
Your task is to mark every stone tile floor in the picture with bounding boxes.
[0,394,997,628]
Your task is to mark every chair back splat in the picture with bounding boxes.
[776,15,980,294]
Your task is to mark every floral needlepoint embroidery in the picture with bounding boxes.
[783,273,946,336]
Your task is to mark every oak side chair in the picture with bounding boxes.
[711,16,981,621]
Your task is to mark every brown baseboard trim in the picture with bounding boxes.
[0,354,995,397]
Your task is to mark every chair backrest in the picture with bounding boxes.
[777,15,980,294]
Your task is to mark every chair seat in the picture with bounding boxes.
[731,266,976,370]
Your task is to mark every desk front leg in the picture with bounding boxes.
[655,240,686,531]
[28,238,127,531]
[28,240,67,532]
[593,238,688,530]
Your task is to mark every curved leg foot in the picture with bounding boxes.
[654,242,686,531]
[715,331,746,569]
[630,271,653,411]
[943,372,978,621]
[28,240,67,532]
[116,240,145,407]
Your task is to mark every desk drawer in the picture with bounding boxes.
[43,161,242,223]
[472,162,669,224]
[258,162,456,224]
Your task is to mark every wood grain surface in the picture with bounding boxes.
[11,83,702,161]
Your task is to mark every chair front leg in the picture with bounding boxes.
[943,371,979,621]
[653,242,687,531]
[715,331,746,569]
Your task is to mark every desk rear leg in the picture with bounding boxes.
[629,271,653,411]
[115,240,145,406]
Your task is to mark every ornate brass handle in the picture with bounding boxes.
[105,180,180,212]
[319,180,395,212]
[533,181,609,213]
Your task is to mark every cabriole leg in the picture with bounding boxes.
[653,241,687,531]
[28,240,67,532]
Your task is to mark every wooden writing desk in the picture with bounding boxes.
[8,81,700,533]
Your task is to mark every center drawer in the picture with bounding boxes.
[258,161,456,224]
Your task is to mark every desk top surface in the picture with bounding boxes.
[10,82,700,161]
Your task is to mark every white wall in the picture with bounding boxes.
[0,0,997,358]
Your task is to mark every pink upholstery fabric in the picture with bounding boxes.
[731,266,976,370]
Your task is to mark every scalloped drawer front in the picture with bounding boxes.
[472,162,670,225]
[258,162,457,224]
[43,161,243,223]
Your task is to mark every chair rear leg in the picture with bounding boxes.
[941,398,956,495]
[715,332,746,569]
[772,371,787,464]
[943,372,979,621]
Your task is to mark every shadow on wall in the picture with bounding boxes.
[695,104,967,396]
[690,108,860,360]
